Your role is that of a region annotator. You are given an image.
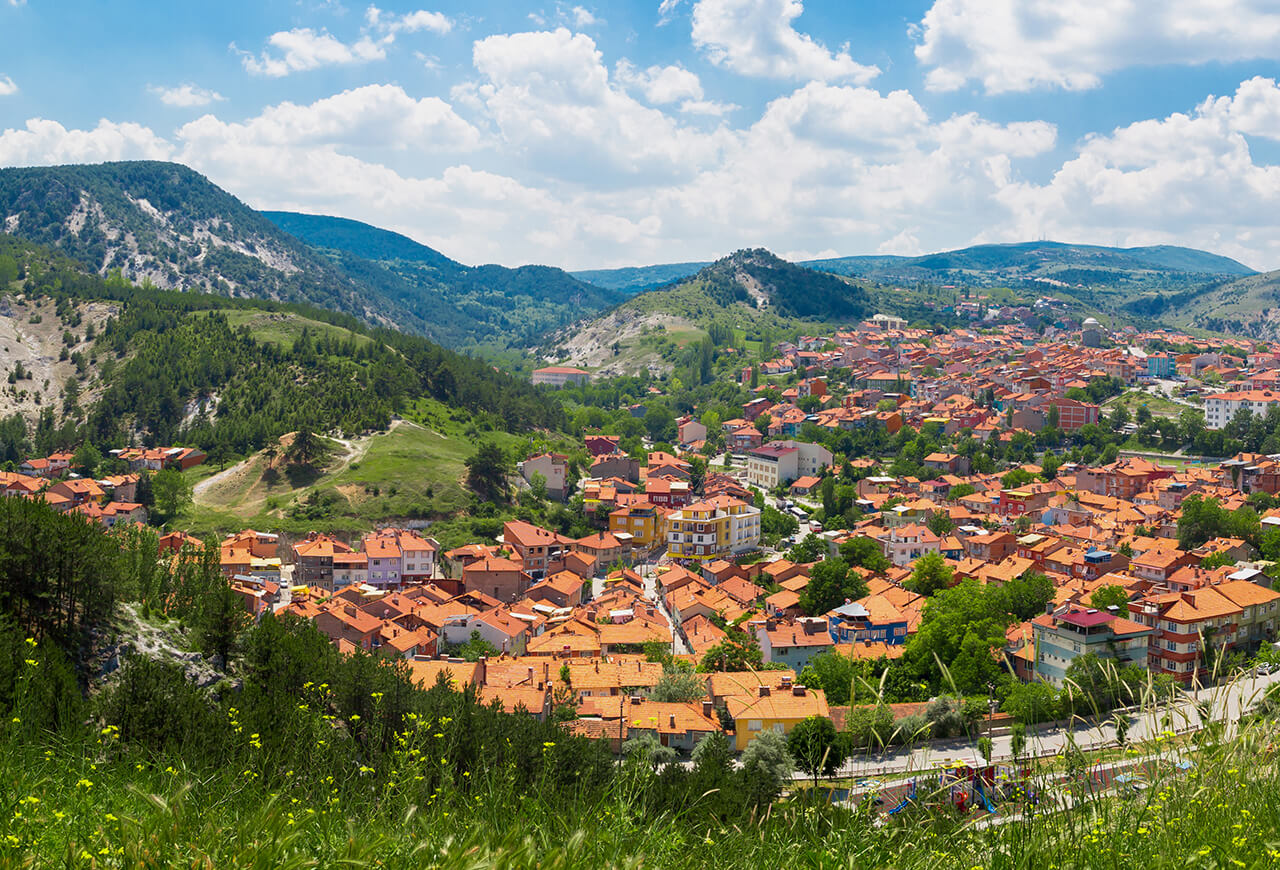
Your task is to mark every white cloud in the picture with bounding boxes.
[238,28,387,76]
[0,76,16,96]
[614,60,703,104]
[568,6,597,27]
[915,0,1280,94]
[177,84,480,151]
[366,5,453,34]
[657,0,684,24]
[0,118,173,165]
[989,76,1280,269]
[467,28,734,183]
[691,0,879,83]
[150,84,226,108]
[679,99,738,116]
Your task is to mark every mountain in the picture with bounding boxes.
[262,210,628,351]
[575,240,1254,298]
[1125,269,1280,339]
[805,241,1254,287]
[0,162,624,352]
[0,161,410,328]
[546,249,869,376]
[0,233,563,466]
[571,261,711,293]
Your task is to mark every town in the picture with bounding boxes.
[13,309,1280,761]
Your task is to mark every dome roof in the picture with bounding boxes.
[1082,317,1100,327]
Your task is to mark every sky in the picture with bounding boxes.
[2,1,1280,272]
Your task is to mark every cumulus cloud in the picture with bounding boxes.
[0,76,16,96]
[365,5,453,34]
[467,28,734,183]
[237,28,387,76]
[679,99,738,116]
[691,0,878,83]
[986,76,1280,268]
[0,118,173,165]
[150,84,226,108]
[614,60,703,104]
[237,7,451,77]
[915,0,1280,94]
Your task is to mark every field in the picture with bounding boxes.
[182,399,544,538]
[192,308,372,351]
[1103,389,1192,420]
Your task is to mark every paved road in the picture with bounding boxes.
[831,670,1280,779]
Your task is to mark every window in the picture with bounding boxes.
[748,720,763,732]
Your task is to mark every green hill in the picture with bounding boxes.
[575,241,1254,304]
[0,232,562,466]
[546,249,868,376]
[571,260,710,293]
[1130,269,1280,339]
[263,210,628,351]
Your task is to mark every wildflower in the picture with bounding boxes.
[543,741,556,748]
[23,637,35,647]
[349,714,361,723]
[104,813,117,822]
[53,811,65,821]
[76,778,93,789]
[371,691,384,700]
[23,659,36,667]
[4,835,17,847]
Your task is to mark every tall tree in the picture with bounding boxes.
[465,442,511,503]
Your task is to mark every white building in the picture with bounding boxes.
[1203,390,1280,430]
[745,440,834,489]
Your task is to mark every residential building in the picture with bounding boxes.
[520,452,569,500]
[292,533,354,592]
[744,440,833,489]
[754,617,835,671]
[1203,390,1280,430]
[666,496,761,562]
[1031,607,1154,684]
[724,679,830,751]
[531,366,590,387]
[1129,587,1243,684]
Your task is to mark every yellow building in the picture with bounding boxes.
[609,504,667,547]
[724,682,831,751]
[666,496,761,562]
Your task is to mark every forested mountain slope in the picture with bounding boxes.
[263,210,627,350]
[0,233,562,464]
[546,249,869,375]
[576,241,1253,298]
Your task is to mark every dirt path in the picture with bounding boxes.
[193,418,423,502]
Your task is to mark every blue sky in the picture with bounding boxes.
[2,0,1280,270]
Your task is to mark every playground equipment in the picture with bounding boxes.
[887,781,916,815]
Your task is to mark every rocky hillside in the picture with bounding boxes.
[0,162,403,326]
[544,249,868,376]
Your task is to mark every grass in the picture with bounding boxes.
[6,698,1280,867]
[179,399,569,539]
[1103,389,1190,420]
[192,309,372,351]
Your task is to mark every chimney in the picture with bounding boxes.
[758,685,771,697]
[702,700,713,718]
